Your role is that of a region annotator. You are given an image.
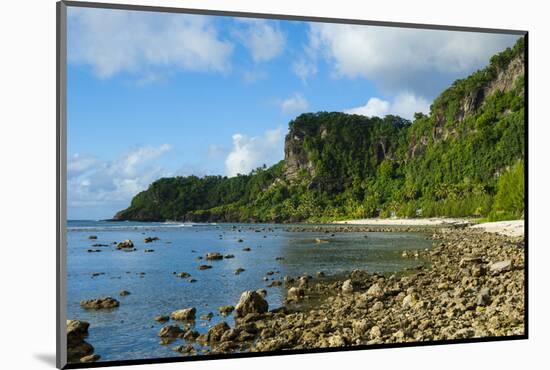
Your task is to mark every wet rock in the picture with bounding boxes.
[88,235,98,240]
[198,265,212,270]
[183,330,200,341]
[176,272,191,278]
[224,254,235,259]
[116,240,134,250]
[144,236,159,243]
[219,305,235,315]
[235,268,245,275]
[119,290,131,296]
[200,312,214,321]
[170,307,196,321]
[207,321,231,342]
[235,291,268,318]
[315,238,329,244]
[205,252,223,260]
[80,354,100,363]
[67,320,95,363]
[158,324,184,338]
[256,289,267,298]
[243,247,252,252]
[80,297,119,309]
[154,315,169,323]
[173,344,196,355]
[316,271,325,277]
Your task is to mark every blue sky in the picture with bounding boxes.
[66,6,520,220]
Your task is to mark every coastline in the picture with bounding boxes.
[334,218,524,237]
[150,225,525,355]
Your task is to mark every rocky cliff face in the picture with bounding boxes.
[283,123,317,181]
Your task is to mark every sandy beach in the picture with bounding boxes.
[334,218,524,237]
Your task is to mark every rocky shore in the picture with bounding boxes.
[155,227,524,355]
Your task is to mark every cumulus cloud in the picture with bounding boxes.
[345,92,430,120]
[225,128,284,177]
[68,7,233,78]
[307,24,519,96]
[235,19,286,62]
[279,93,309,115]
[68,144,173,217]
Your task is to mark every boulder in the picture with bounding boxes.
[476,287,492,306]
[490,260,512,274]
[205,252,223,260]
[170,307,196,321]
[286,287,305,302]
[207,321,231,342]
[116,240,134,250]
[154,315,169,323]
[173,344,196,355]
[235,291,268,318]
[80,297,119,309]
[67,320,95,363]
[341,279,356,294]
[219,305,235,315]
[158,324,184,338]
[256,289,267,298]
[366,283,384,297]
[80,354,100,363]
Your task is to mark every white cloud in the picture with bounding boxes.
[68,144,173,216]
[307,24,519,96]
[279,93,309,115]
[292,58,318,84]
[225,128,284,177]
[345,92,430,120]
[235,19,285,62]
[68,8,233,78]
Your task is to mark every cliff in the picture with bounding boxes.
[114,37,525,223]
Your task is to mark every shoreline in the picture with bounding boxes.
[151,226,525,356]
[334,218,524,237]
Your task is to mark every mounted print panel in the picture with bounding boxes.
[57,1,527,368]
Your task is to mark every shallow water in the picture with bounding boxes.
[67,221,432,362]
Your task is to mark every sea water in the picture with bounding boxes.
[66,220,432,361]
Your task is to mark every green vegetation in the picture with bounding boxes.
[115,38,525,223]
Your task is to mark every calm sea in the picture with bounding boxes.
[66,220,432,361]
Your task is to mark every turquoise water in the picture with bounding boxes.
[67,221,432,362]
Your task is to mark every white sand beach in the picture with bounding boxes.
[470,220,524,237]
[334,218,524,237]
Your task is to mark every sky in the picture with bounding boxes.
[66,6,520,220]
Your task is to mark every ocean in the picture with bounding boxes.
[66,220,432,361]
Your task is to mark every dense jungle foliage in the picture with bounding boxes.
[114,38,525,223]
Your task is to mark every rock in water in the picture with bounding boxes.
[144,236,159,243]
[116,239,134,250]
[119,290,131,296]
[158,324,184,338]
[80,354,100,363]
[67,320,95,363]
[207,321,231,342]
[235,291,268,318]
[170,307,196,321]
[205,252,224,260]
[218,305,235,315]
[80,297,119,309]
